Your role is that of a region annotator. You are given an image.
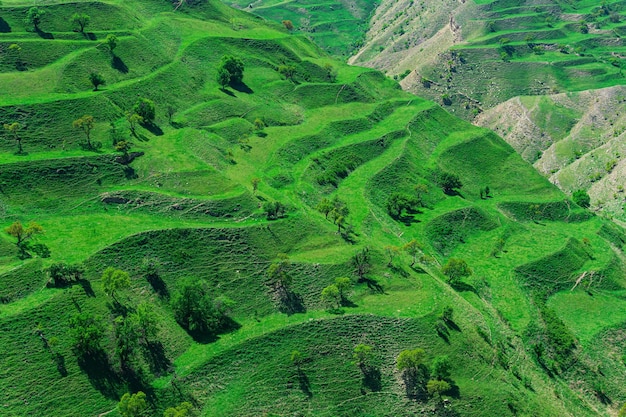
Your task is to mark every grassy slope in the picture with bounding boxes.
[0,1,626,416]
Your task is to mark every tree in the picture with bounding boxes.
[263,200,286,220]
[385,245,399,267]
[323,63,337,82]
[164,402,195,417]
[431,355,451,380]
[134,302,159,343]
[278,64,296,81]
[353,344,373,371]
[251,177,260,194]
[573,189,590,208]
[316,198,334,219]
[126,111,143,135]
[70,12,90,33]
[105,34,118,53]
[267,253,292,295]
[321,284,341,310]
[73,115,95,148]
[427,379,450,399]
[441,258,472,286]
[8,44,23,70]
[25,7,45,30]
[171,279,231,334]
[133,98,156,123]
[414,183,429,206]
[397,348,426,373]
[68,312,104,356]
[89,72,105,91]
[3,122,24,154]
[290,350,304,369]
[118,391,148,417]
[435,171,462,194]
[101,267,131,302]
[48,262,84,286]
[386,193,416,218]
[334,277,352,300]
[5,221,43,252]
[352,247,370,280]
[403,239,422,267]
[115,140,132,157]
[328,196,349,224]
[253,118,265,132]
[282,19,294,31]
[216,66,231,90]
[219,55,244,85]
[114,315,139,367]
[441,306,454,323]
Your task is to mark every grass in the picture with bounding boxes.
[1,0,626,416]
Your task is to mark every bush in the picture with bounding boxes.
[572,189,590,208]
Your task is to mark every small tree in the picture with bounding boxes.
[118,391,148,417]
[414,183,429,206]
[316,197,334,219]
[397,348,425,373]
[3,122,24,154]
[267,253,292,295]
[5,220,43,253]
[441,258,472,286]
[353,344,373,371]
[8,44,23,70]
[73,115,95,148]
[167,105,176,123]
[89,72,105,91]
[171,279,232,335]
[431,355,451,380]
[386,193,416,218]
[251,177,260,194]
[164,402,195,417]
[68,312,104,356]
[334,277,352,300]
[115,140,132,157]
[323,63,337,82]
[290,350,304,369]
[70,12,90,33]
[216,66,231,90]
[427,379,450,399]
[352,247,370,280]
[282,19,294,31]
[435,171,462,194]
[25,7,45,30]
[114,315,139,368]
[101,267,131,302]
[278,64,296,81]
[263,200,286,220]
[105,34,118,53]
[385,245,399,267]
[403,239,422,267]
[219,56,244,85]
[133,98,156,123]
[573,189,591,208]
[126,111,143,135]
[321,284,341,310]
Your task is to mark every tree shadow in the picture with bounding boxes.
[220,88,236,97]
[111,56,129,73]
[123,166,138,179]
[402,366,429,401]
[84,32,97,40]
[358,276,384,294]
[444,319,461,332]
[0,18,10,33]
[362,366,382,392]
[141,341,172,377]
[340,297,357,308]
[147,273,169,299]
[78,349,124,399]
[141,122,163,136]
[230,80,253,94]
[450,281,477,295]
[187,316,241,344]
[35,28,54,39]
[297,370,313,398]
[278,291,306,315]
[54,353,68,377]
[79,279,96,297]
[445,381,461,399]
[107,300,130,317]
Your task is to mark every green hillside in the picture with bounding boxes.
[1,0,626,416]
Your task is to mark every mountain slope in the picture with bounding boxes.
[1,0,626,416]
